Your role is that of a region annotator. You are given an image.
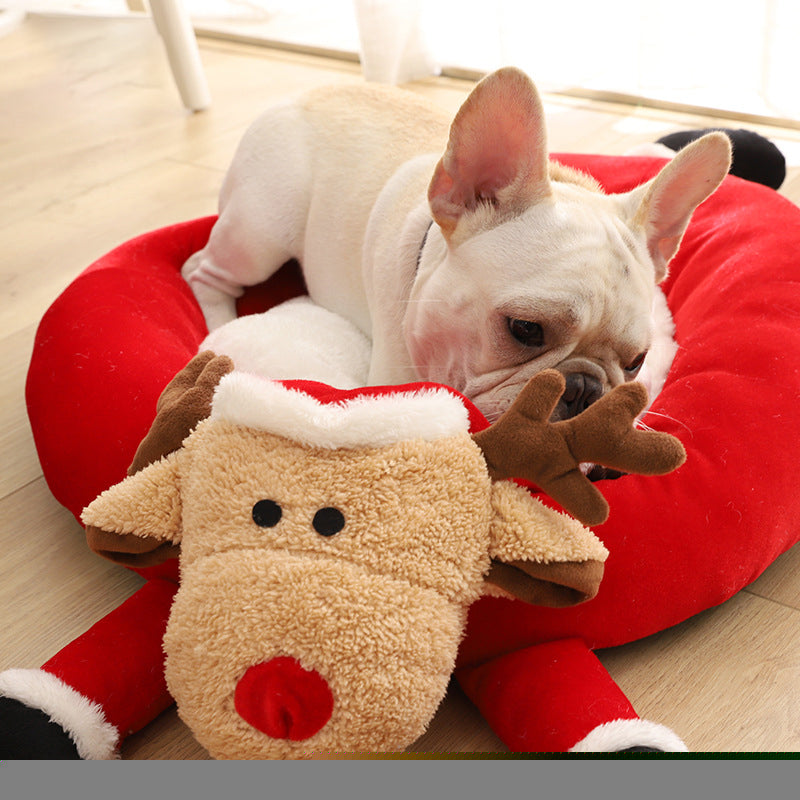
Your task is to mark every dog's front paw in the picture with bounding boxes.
[585,464,625,482]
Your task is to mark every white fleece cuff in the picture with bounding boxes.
[569,717,688,753]
[0,668,119,759]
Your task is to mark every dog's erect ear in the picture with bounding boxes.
[428,67,551,243]
[624,131,732,282]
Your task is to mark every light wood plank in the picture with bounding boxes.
[598,591,800,752]
[0,326,39,498]
[0,478,144,669]
[3,12,800,758]
[747,545,800,611]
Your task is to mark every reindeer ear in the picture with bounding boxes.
[82,452,184,552]
[428,67,551,243]
[485,481,608,607]
[485,558,605,607]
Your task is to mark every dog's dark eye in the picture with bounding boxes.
[625,352,647,375]
[507,318,544,348]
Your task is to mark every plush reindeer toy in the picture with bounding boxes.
[76,354,685,758]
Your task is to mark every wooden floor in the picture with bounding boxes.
[3,13,800,758]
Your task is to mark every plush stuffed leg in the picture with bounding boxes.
[0,578,177,759]
[456,637,686,753]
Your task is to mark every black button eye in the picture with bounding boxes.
[252,499,282,528]
[507,318,544,348]
[313,507,345,537]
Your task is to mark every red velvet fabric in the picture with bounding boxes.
[24,154,800,750]
[25,217,304,584]
[457,638,638,751]
[42,578,178,736]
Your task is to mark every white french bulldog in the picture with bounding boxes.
[182,67,731,421]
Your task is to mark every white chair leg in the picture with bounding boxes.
[148,0,211,111]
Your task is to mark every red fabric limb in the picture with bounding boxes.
[456,638,637,752]
[42,578,178,737]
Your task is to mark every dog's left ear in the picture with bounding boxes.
[428,67,551,244]
[623,131,732,282]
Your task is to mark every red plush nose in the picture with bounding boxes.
[234,657,334,741]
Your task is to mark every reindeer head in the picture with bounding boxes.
[82,354,684,758]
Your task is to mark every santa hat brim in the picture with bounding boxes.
[210,373,472,450]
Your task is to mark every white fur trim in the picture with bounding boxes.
[210,372,471,449]
[0,669,119,759]
[570,717,688,753]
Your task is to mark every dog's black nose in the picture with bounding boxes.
[556,373,603,419]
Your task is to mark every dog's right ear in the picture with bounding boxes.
[428,67,551,244]
[624,131,732,282]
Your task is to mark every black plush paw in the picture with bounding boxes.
[657,128,786,190]
[0,696,81,759]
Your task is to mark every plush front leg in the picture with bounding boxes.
[456,638,686,753]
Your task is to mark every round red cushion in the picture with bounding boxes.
[25,217,305,582]
[25,155,800,652]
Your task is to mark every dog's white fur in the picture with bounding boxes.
[183,67,731,421]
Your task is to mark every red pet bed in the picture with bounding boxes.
[21,153,800,755]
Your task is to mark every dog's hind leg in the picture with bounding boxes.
[182,106,312,331]
[182,211,298,331]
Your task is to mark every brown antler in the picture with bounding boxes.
[127,351,234,474]
[86,351,234,565]
[472,370,686,526]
